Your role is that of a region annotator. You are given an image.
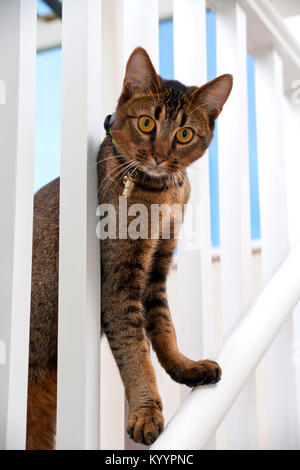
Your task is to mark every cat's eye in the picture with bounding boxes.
[138,116,155,133]
[176,128,194,144]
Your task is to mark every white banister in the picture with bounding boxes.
[56,0,101,450]
[215,0,257,449]
[152,239,300,450]
[283,88,300,448]
[238,0,300,91]
[122,0,159,72]
[173,0,216,449]
[101,0,159,128]
[174,0,214,366]
[254,46,296,450]
[100,0,125,451]
[0,0,36,450]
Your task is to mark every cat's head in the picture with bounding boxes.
[112,47,232,177]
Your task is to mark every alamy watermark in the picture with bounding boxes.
[291,80,300,104]
[96,196,207,250]
[0,340,6,366]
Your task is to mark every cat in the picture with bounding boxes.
[26,47,232,449]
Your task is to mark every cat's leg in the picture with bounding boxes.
[144,238,221,387]
[101,239,164,446]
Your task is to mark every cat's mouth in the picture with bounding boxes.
[136,162,169,178]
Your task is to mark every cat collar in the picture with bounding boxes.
[104,113,119,158]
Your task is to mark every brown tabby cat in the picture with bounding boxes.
[27,47,232,449]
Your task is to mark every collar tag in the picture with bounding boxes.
[122,173,135,198]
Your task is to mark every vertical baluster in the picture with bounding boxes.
[100,0,125,450]
[56,0,101,450]
[101,0,123,129]
[284,91,300,449]
[122,0,159,70]
[173,0,217,449]
[174,0,214,358]
[254,47,295,450]
[215,0,257,449]
[101,0,134,450]
[0,0,36,450]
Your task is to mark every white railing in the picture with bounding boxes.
[56,0,101,450]
[152,239,300,449]
[0,0,36,450]
[0,0,300,450]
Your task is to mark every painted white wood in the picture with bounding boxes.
[37,18,61,52]
[173,0,216,449]
[216,0,257,450]
[56,0,101,450]
[173,0,214,370]
[152,239,300,450]
[0,0,36,450]
[0,341,6,366]
[101,0,123,132]
[100,337,125,450]
[101,0,159,132]
[99,0,126,450]
[283,92,300,448]
[0,80,6,104]
[254,46,295,450]
[237,0,300,91]
[122,0,159,71]
[162,267,182,421]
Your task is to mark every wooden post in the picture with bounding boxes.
[284,90,300,448]
[0,0,36,450]
[173,0,216,448]
[216,0,257,450]
[56,0,101,450]
[254,46,295,450]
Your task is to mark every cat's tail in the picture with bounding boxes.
[26,369,57,450]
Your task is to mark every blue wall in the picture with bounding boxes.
[35,48,62,191]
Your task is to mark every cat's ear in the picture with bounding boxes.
[191,74,233,124]
[123,47,161,96]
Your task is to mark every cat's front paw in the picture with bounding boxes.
[127,404,164,446]
[169,359,222,387]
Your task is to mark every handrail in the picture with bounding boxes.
[207,0,300,90]
[151,240,300,450]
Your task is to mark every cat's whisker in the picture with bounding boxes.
[100,157,133,184]
[101,160,137,196]
[98,159,135,198]
[88,155,122,170]
[189,165,209,176]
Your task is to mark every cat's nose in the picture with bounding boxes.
[153,153,167,165]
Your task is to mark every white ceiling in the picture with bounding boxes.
[269,0,300,18]
[159,0,300,20]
